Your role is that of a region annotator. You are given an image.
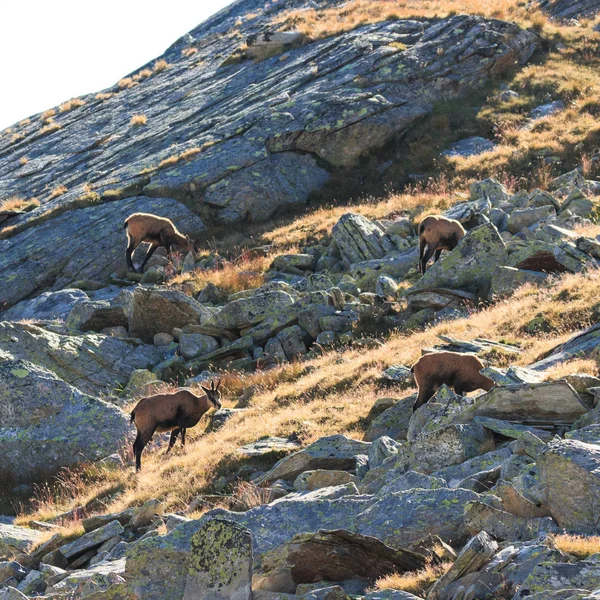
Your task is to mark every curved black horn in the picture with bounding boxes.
[211,380,215,390]
[216,377,221,391]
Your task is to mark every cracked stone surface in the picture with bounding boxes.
[0,2,537,306]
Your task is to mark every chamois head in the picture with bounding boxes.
[201,378,222,410]
[184,234,198,253]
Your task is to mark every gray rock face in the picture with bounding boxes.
[204,291,297,331]
[411,223,508,297]
[489,266,548,299]
[396,423,495,474]
[0,7,537,301]
[0,358,130,484]
[127,487,483,598]
[0,321,161,395]
[1,289,89,321]
[0,525,43,556]
[183,519,252,600]
[332,213,395,265]
[65,300,128,332]
[0,197,205,310]
[513,559,600,599]
[539,439,600,531]
[529,323,600,371]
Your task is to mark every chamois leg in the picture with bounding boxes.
[126,242,137,272]
[413,382,436,412]
[166,428,181,454]
[181,428,186,448]
[419,239,427,274]
[134,427,155,472]
[421,244,437,274]
[434,248,442,263]
[138,244,159,274]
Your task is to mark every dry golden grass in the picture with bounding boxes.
[10,133,24,143]
[545,358,599,380]
[553,534,600,559]
[0,197,40,212]
[372,563,453,595]
[48,185,67,200]
[153,59,169,74]
[182,47,198,57]
[41,108,56,121]
[158,147,202,169]
[95,92,115,101]
[39,122,61,136]
[18,118,31,127]
[130,114,148,127]
[59,98,86,113]
[15,269,600,524]
[171,251,271,296]
[117,77,135,90]
[19,157,28,166]
[274,0,548,42]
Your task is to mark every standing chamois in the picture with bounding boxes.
[418,215,466,274]
[130,379,222,471]
[124,212,196,273]
[411,351,494,412]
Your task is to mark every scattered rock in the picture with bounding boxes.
[255,435,371,484]
[441,136,495,158]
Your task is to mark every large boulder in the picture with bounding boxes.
[255,435,371,484]
[364,397,415,442]
[458,382,588,426]
[538,439,600,531]
[258,529,426,589]
[0,322,161,395]
[355,488,481,548]
[121,287,212,343]
[203,291,297,331]
[183,519,252,600]
[0,357,130,484]
[411,223,507,297]
[332,214,395,265]
[396,423,495,474]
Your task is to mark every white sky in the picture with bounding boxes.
[0,0,233,130]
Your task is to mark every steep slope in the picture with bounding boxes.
[0,0,538,308]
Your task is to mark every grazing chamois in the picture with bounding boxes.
[124,212,196,273]
[130,379,221,471]
[418,215,466,274]
[411,351,494,412]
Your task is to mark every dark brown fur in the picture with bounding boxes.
[411,351,494,411]
[418,215,466,274]
[124,212,196,273]
[130,380,221,471]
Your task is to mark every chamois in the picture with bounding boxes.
[124,212,196,273]
[411,351,494,412]
[418,215,466,274]
[130,379,222,471]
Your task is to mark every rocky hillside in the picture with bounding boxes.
[2,0,600,599]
